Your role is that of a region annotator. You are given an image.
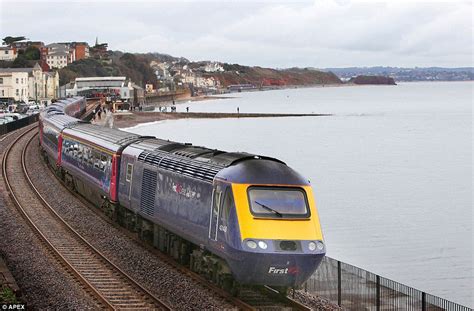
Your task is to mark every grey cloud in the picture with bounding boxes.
[0,0,471,67]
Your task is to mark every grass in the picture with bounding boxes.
[0,285,18,304]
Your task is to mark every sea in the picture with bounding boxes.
[123,82,473,307]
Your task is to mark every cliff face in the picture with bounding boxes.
[205,67,342,87]
[349,75,396,85]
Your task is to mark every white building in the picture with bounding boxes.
[204,62,224,73]
[0,46,17,61]
[65,76,133,100]
[46,51,69,69]
[45,43,75,69]
[27,63,59,101]
[0,69,29,102]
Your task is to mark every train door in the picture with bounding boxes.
[209,183,224,241]
[118,155,134,209]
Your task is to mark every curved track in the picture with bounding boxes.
[2,127,171,311]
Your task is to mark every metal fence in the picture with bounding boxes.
[0,114,39,136]
[303,256,472,311]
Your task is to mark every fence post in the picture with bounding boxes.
[422,292,426,311]
[376,275,380,311]
[337,260,342,306]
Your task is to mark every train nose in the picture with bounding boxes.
[229,252,325,286]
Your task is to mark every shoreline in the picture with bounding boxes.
[114,111,331,129]
[146,82,363,108]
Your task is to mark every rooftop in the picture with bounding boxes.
[76,77,126,82]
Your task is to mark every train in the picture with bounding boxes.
[38,97,325,291]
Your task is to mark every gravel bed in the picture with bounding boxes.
[27,138,236,310]
[0,130,99,310]
[294,290,345,310]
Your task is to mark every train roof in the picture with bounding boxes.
[42,113,82,129]
[62,123,142,153]
[133,138,285,183]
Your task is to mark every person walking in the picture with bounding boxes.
[186,107,189,113]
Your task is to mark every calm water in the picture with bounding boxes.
[125,82,473,307]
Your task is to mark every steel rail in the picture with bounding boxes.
[2,126,171,310]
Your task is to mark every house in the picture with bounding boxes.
[43,43,76,69]
[27,63,59,101]
[0,46,17,61]
[0,64,59,103]
[71,42,89,60]
[204,62,224,73]
[46,51,69,69]
[0,69,29,102]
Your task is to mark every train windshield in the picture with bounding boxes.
[248,187,310,218]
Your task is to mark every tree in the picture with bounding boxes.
[24,46,40,60]
[2,36,26,46]
[11,55,30,68]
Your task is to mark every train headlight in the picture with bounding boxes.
[309,241,325,251]
[258,241,268,250]
[316,241,325,251]
[246,240,257,249]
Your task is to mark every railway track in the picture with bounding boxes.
[2,126,171,310]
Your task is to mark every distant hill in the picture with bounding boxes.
[349,75,396,85]
[324,66,474,82]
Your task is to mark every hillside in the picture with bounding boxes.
[59,52,158,86]
[204,66,342,87]
[57,51,341,88]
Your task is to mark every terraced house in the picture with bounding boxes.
[0,69,29,102]
[0,64,59,103]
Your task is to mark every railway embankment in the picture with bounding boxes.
[112,111,331,128]
[0,256,20,304]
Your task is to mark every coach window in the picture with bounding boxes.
[77,145,83,162]
[220,189,233,229]
[100,154,107,172]
[83,146,90,165]
[92,150,101,170]
[72,143,79,157]
[126,163,133,182]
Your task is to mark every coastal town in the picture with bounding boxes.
[1,35,471,124]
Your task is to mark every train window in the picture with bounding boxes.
[126,163,133,182]
[100,154,106,171]
[209,189,222,241]
[77,145,83,162]
[247,187,310,219]
[220,189,233,225]
[92,150,101,170]
[83,146,90,165]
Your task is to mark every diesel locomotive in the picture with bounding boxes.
[38,97,326,290]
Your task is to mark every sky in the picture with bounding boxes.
[0,0,472,68]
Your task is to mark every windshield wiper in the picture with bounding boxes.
[254,201,282,217]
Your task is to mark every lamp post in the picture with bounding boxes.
[35,82,38,104]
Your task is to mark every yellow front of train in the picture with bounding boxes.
[228,182,325,286]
